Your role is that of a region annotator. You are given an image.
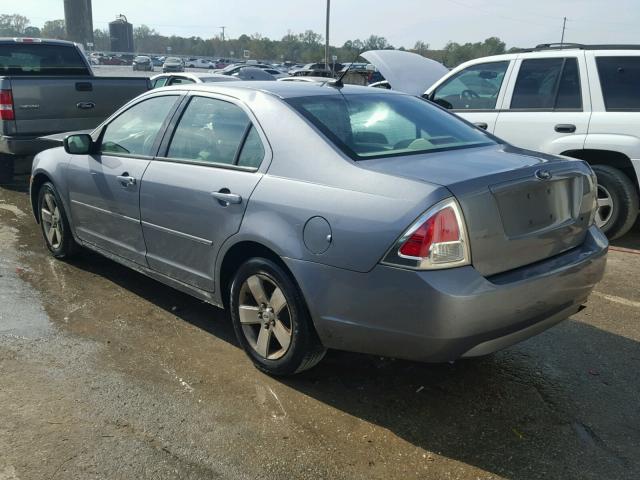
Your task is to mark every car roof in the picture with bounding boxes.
[155,81,404,99]
[0,37,78,46]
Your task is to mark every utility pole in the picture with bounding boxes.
[219,26,226,56]
[560,17,567,46]
[325,0,330,72]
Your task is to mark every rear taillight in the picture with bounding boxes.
[0,89,14,121]
[382,198,471,270]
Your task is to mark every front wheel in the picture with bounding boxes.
[592,165,639,239]
[37,182,78,258]
[230,258,326,376]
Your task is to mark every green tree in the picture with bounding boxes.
[0,14,30,36]
[41,19,66,40]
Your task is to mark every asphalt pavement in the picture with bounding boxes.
[1,168,639,479]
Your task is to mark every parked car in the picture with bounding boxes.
[232,67,276,81]
[366,45,640,239]
[100,55,128,66]
[290,62,343,77]
[162,57,184,73]
[217,63,273,76]
[150,72,240,88]
[30,82,606,375]
[185,58,214,69]
[132,55,153,72]
[0,37,150,181]
[150,56,164,67]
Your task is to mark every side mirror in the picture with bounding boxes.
[64,133,93,154]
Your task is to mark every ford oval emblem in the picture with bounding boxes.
[535,169,552,181]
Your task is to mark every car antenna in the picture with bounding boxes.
[330,49,363,88]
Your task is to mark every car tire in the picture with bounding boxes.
[0,155,14,185]
[230,257,326,376]
[37,182,78,258]
[592,165,639,240]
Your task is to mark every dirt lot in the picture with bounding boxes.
[1,175,639,480]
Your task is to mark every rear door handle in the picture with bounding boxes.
[555,124,576,133]
[116,173,136,187]
[474,122,488,130]
[211,190,242,206]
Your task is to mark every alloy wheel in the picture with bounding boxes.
[238,274,292,360]
[41,192,63,249]
[595,184,614,228]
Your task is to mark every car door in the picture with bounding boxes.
[66,94,181,265]
[139,93,269,291]
[429,60,513,132]
[493,54,591,153]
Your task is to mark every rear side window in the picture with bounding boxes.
[433,61,509,110]
[0,43,90,76]
[596,56,640,111]
[152,77,168,88]
[511,58,581,110]
[167,96,264,168]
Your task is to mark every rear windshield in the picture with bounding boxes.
[0,43,90,76]
[287,93,494,160]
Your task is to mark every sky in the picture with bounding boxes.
[10,0,640,49]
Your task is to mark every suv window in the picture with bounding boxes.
[432,61,509,110]
[100,96,177,156]
[0,43,90,76]
[167,96,264,167]
[511,58,581,110]
[596,56,640,111]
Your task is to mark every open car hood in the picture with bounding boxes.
[361,50,448,96]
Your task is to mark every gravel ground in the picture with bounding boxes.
[1,170,639,479]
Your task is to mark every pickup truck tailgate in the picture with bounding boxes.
[10,76,149,135]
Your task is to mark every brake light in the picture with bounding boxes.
[13,37,42,43]
[0,90,14,121]
[382,198,471,270]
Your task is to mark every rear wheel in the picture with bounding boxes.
[230,258,326,376]
[592,165,639,239]
[37,182,78,258]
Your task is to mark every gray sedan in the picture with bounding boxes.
[30,82,607,375]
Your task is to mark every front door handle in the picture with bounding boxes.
[116,173,136,187]
[555,123,576,133]
[211,190,242,206]
[474,122,488,130]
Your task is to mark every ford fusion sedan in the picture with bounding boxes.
[29,82,607,375]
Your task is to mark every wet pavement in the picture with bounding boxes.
[1,176,639,480]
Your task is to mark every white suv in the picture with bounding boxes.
[421,44,640,239]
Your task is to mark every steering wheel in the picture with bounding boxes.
[460,89,480,101]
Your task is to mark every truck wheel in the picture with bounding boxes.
[230,257,326,376]
[0,156,14,185]
[592,165,639,240]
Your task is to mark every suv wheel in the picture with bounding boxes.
[230,258,326,376]
[592,165,639,239]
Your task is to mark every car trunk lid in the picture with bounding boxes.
[360,144,597,276]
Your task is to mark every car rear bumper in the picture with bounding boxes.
[285,225,608,362]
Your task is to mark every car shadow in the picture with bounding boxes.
[62,247,638,480]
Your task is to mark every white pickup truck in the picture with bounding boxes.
[366,45,640,239]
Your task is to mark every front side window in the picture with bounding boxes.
[287,93,494,160]
[167,96,265,167]
[100,96,177,156]
[432,61,509,110]
[152,77,168,88]
[596,56,640,111]
[510,58,581,110]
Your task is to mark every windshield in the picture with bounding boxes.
[0,43,90,76]
[286,93,495,160]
